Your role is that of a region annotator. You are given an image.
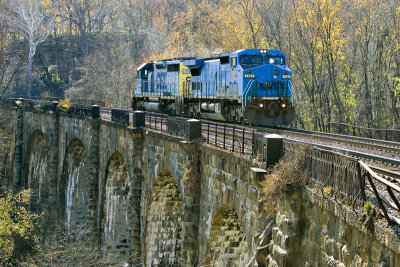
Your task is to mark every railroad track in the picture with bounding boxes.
[100,108,400,166]
[259,127,400,158]
[98,107,400,168]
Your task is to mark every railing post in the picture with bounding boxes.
[156,114,159,131]
[214,123,218,146]
[251,130,255,157]
[185,119,201,141]
[242,128,245,155]
[262,134,283,169]
[132,111,145,128]
[366,173,391,224]
[207,122,210,144]
[356,162,366,203]
[387,186,400,212]
[232,125,235,153]
[91,105,100,119]
[223,124,226,149]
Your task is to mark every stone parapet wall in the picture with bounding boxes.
[266,188,400,267]
[198,145,274,265]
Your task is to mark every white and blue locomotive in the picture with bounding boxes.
[132,49,294,126]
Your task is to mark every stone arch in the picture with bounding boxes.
[145,170,184,266]
[205,203,251,266]
[102,152,131,256]
[59,138,89,230]
[24,130,50,215]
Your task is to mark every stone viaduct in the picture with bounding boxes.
[4,100,400,266]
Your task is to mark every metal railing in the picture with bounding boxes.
[142,113,258,155]
[360,161,400,225]
[7,96,108,107]
[302,142,400,225]
[145,112,168,133]
[328,122,400,142]
[303,145,365,209]
[201,122,257,158]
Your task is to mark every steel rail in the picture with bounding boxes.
[264,126,400,148]
[260,127,400,155]
[285,138,400,166]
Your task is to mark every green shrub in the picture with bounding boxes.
[0,188,38,265]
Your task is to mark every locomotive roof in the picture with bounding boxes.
[136,59,185,71]
[217,48,286,57]
[137,48,287,70]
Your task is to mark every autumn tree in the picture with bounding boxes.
[0,0,23,100]
[0,189,38,264]
[55,0,112,56]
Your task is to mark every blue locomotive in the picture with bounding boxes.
[132,49,294,126]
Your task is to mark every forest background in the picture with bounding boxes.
[1,0,399,131]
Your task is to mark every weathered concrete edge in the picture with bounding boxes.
[304,186,400,254]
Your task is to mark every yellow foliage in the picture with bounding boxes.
[363,200,374,216]
[41,0,50,6]
[0,189,38,262]
[323,186,332,196]
[58,98,71,111]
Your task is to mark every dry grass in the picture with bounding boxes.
[263,145,309,215]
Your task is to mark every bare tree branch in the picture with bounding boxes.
[1,0,54,97]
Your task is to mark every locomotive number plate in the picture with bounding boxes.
[282,75,292,79]
[244,74,255,78]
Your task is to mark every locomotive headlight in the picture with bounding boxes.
[281,103,286,108]
[259,103,264,108]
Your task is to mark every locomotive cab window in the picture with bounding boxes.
[220,56,229,64]
[240,55,263,69]
[142,70,148,79]
[190,68,201,76]
[230,57,238,68]
[266,56,285,65]
[167,64,180,72]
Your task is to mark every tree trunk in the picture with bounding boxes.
[27,39,35,97]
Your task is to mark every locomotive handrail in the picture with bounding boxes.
[243,79,255,108]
